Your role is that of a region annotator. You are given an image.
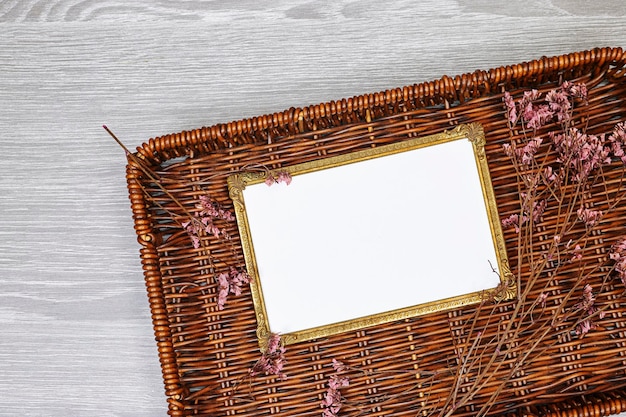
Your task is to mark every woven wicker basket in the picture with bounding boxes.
[127,47,626,417]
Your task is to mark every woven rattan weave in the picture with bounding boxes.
[126,47,626,417]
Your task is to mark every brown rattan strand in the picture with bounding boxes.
[126,47,626,417]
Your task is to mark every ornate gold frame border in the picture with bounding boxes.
[228,123,514,350]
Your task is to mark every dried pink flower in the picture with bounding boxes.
[197,195,235,221]
[543,166,559,184]
[276,170,292,185]
[525,104,553,130]
[502,195,545,233]
[577,284,595,312]
[215,267,251,310]
[266,332,281,353]
[183,194,234,248]
[523,89,541,103]
[216,273,230,310]
[574,284,604,336]
[545,89,572,123]
[502,213,528,233]
[503,91,517,124]
[521,138,543,165]
[608,122,626,164]
[610,238,626,287]
[182,220,202,249]
[504,82,587,133]
[531,199,547,223]
[250,333,287,380]
[577,207,603,228]
[332,359,348,373]
[550,128,612,181]
[322,360,350,417]
[265,170,292,186]
[264,175,276,186]
[562,81,588,100]
[577,320,592,336]
[502,143,514,158]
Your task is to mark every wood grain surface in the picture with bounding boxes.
[1,1,626,416]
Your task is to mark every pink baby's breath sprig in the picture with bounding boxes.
[322,360,350,417]
[331,358,348,373]
[573,284,605,336]
[239,163,294,187]
[501,194,546,234]
[608,121,626,164]
[503,82,586,132]
[216,267,251,310]
[197,195,235,222]
[503,91,517,125]
[610,238,626,287]
[443,82,625,416]
[264,170,293,186]
[502,138,543,168]
[561,80,588,100]
[183,194,235,249]
[181,169,292,249]
[570,244,583,261]
[249,333,287,380]
[501,82,626,237]
[542,166,559,184]
[228,333,288,399]
[551,128,612,181]
[576,207,603,228]
[501,213,527,233]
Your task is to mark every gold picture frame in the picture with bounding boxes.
[228,123,514,350]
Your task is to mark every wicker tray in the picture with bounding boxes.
[126,47,626,417]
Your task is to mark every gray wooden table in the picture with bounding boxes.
[2,1,626,416]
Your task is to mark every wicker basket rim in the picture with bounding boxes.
[135,46,625,163]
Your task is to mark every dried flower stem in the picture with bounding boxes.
[320,359,438,417]
[103,125,197,220]
[106,126,294,311]
[430,83,626,417]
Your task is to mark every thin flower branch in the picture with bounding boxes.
[248,333,287,380]
[322,360,350,417]
[432,82,626,417]
[105,126,293,310]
